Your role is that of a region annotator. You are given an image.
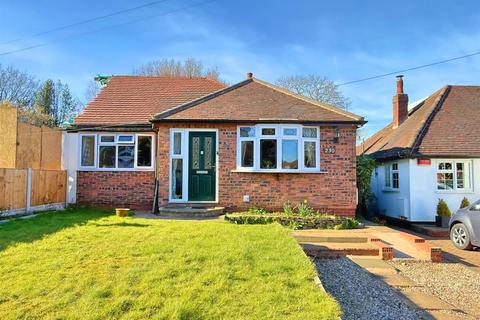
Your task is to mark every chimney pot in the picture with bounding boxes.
[393,75,408,128]
[246,72,253,79]
[396,74,404,94]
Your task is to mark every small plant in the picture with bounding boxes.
[436,199,451,217]
[460,197,470,209]
[283,201,294,216]
[333,218,360,230]
[295,200,315,217]
[247,205,268,215]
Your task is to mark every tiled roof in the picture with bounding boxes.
[74,76,225,125]
[357,85,480,159]
[153,78,364,123]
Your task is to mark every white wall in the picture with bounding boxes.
[372,159,411,220]
[409,158,480,222]
[61,132,78,204]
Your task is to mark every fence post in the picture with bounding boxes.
[26,168,32,213]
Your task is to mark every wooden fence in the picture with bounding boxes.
[0,168,66,216]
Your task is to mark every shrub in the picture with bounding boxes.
[283,201,294,216]
[247,205,269,215]
[460,197,470,209]
[333,218,360,230]
[295,200,315,217]
[437,199,452,217]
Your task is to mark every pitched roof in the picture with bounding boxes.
[74,76,225,125]
[357,85,480,159]
[153,78,364,123]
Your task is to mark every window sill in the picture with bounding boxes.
[78,168,155,172]
[435,190,474,194]
[382,188,400,193]
[231,169,327,174]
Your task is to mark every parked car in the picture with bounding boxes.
[449,200,480,250]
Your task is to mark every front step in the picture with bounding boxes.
[301,242,380,258]
[294,235,369,243]
[158,205,224,218]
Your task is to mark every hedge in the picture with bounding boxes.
[224,213,359,230]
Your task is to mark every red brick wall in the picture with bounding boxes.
[155,123,357,216]
[77,171,155,210]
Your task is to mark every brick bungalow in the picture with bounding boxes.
[65,73,365,216]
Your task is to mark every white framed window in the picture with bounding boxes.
[236,124,320,172]
[170,130,186,200]
[436,160,472,191]
[384,162,399,190]
[78,133,154,171]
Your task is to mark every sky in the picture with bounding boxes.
[1,0,480,139]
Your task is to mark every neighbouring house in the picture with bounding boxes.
[358,75,480,222]
[64,73,364,215]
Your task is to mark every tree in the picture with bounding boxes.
[133,58,225,84]
[275,74,350,109]
[34,79,56,117]
[59,84,79,124]
[84,79,101,103]
[0,64,39,107]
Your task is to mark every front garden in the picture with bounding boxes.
[0,207,340,319]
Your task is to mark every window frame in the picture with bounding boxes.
[236,124,321,173]
[383,162,399,191]
[436,160,473,192]
[78,132,155,171]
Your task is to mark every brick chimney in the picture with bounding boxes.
[392,75,408,128]
[246,72,253,79]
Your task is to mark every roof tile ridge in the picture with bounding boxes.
[409,85,451,156]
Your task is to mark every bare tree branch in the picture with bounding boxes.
[276,74,350,110]
[0,64,39,107]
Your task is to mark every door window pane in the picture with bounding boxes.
[205,137,213,169]
[118,145,134,168]
[241,141,254,167]
[137,136,152,167]
[302,127,318,138]
[173,132,182,155]
[99,146,115,168]
[260,139,277,169]
[240,127,255,137]
[171,159,183,199]
[304,141,316,168]
[282,140,298,169]
[81,136,95,167]
[192,137,200,169]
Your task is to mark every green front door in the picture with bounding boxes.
[188,132,216,201]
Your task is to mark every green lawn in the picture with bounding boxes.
[0,208,340,319]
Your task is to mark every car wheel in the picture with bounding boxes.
[450,223,473,250]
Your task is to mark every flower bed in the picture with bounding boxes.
[225,213,359,230]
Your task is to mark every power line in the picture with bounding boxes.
[337,50,480,86]
[0,0,218,57]
[0,0,170,46]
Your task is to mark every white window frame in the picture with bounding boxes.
[436,160,473,192]
[236,124,321,173]
[78,133,155,171]
[383,162,399,191]
[79,134,97,169]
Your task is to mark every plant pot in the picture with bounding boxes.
[435,216,450,228]
[116,208,130,217]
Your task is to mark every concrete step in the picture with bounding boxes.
[301,242,380,258]
[158,206,224,218]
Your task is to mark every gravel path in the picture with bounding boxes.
[315,258,423,320]
[389,261,480,318]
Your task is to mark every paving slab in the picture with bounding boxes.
[400,291,457,311]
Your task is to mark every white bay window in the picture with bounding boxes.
[237,125,320,172]
[79,133,154,170]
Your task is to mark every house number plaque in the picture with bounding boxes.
[323,146,336,154]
